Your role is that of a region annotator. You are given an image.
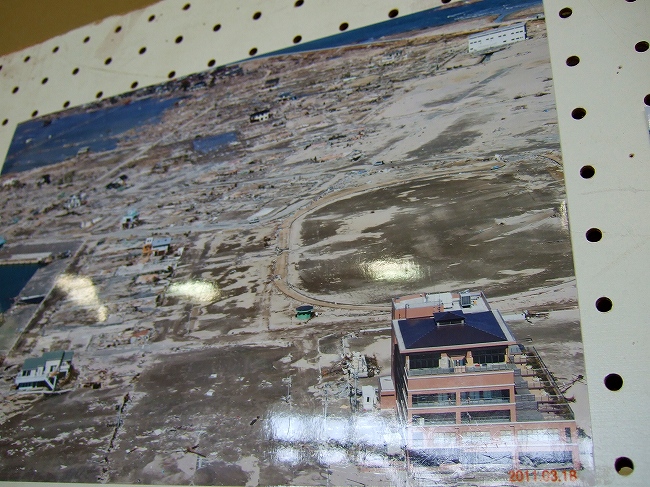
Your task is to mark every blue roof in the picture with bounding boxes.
[21,350,73,370]
[22,357,44,370]
[396,311,511,350]
[151,237,171,247]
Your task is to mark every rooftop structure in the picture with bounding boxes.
[381,291,580,469]
[15,350,73,391]
[468,22,527,53]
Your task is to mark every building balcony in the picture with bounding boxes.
[408,362,516,377]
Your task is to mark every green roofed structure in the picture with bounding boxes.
[14,350,73,391]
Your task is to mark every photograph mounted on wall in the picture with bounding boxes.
[0,1,595,485]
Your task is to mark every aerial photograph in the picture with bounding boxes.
[0,1,594,485]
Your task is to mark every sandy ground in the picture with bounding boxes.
[0,11,594,486]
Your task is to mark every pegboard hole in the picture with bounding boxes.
[24,55,30,63]
[293,35,302,44]
[389,9,399,18]
[295,0,304,6]
[105,57,112,65]
[644,94,650,106]
[12,86,19,94]
[595,297,613,313]
[52,46,59,53]
[249,47,258,56]
[31,110,38,118]
[339,22,349,31]
[253,11,262,20]
[441,0,451,4]
[139,47,147,55]
[559,7,572,18]
[585,228,602,242]
[96,91,103,99]
[72,68,80,75]
[635,41,649,53]
[168,71,176,79]
[571,107,586,119]
[604,373,623,391]
[183,3,191,10]
[131,81,139,89]
[615,457,634,476]
[565,55,580,67]
[213,24,221,32]
[115,26,122,33]
[580,165,595,179]
[63,101,70,108]
[0,65,3,72]
[208,59,216,67]
[83,36,90,44]
[2,119,8,126]
[148,15,156,22]
[175,36,183,44]
[41,78,48,85]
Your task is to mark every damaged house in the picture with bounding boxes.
[14,350,74,391]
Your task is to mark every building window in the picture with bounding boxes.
[410,353,441,369]
[412,392,456,407]
[460,389,510,405]
[472,348,505,364]
[412,412,456,425]
[461,410,510,424]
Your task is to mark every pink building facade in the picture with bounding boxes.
[380,291,580,469]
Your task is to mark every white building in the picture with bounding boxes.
[468,23,527,53]
[15,350,74,391]
[361,385,377,411]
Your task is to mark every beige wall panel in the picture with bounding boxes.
[545,0,649,484]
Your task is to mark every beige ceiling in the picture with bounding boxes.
[0,0,160,56]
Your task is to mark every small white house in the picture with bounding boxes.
[468,23,527,53]
[362,385,377,411]
[250,109,270,123]
[15,350,74,391]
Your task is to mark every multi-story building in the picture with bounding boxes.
[380,291,580,469]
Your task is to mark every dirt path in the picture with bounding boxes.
[271,171,435,312]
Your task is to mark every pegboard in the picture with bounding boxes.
[0,0,647,485]
[544,0,650,484]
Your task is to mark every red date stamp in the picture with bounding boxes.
[508,470,578,482]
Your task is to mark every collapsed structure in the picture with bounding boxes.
[379,291,580,469]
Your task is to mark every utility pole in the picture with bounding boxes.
[287,375,292,407]
[353,368,359,413]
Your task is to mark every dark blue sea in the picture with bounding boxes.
[2,96,179,175]
[0,264,40,312]
[265,0,542,56]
